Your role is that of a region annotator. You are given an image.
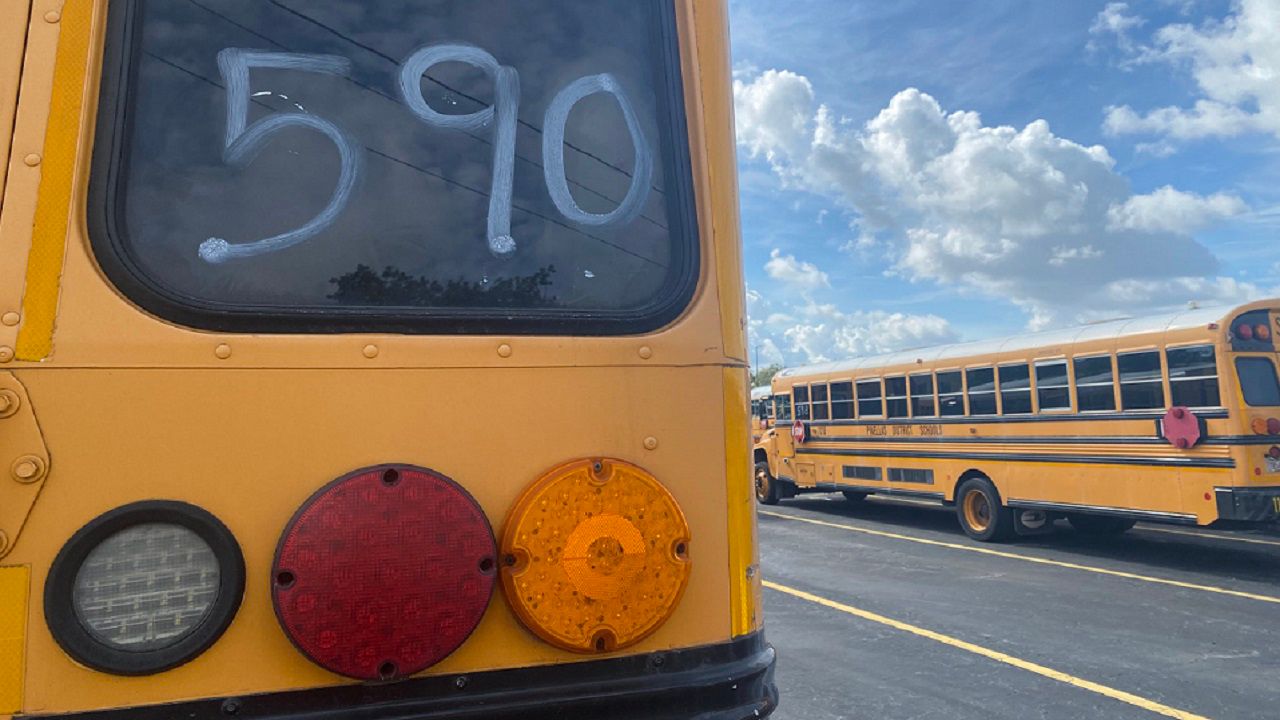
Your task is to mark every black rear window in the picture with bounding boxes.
[91,0,696,334]
[1237,358,1280,407]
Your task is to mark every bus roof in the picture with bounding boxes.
[776,300,1273,382]
[751,385,771,399]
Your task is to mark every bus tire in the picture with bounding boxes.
[842,491,867,505]
[955,477,1014,542]
[754,462,780,505]
[1067,514,1136,536]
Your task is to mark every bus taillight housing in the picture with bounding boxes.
[272,465,496,681]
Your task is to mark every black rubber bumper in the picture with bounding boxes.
[1215,486,1280,522]
[23,632,777,720]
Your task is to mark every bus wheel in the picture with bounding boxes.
[955,477,1014,542]
[842,491,867,505]
[1068,514,1136,536]
[754,462,780,505]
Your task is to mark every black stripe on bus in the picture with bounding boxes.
[805,409,1230,427]
[803,434,1278,447]
[794,447,1235,469]
[840,485,945,501]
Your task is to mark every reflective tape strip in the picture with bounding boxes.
[17,0,94,361]
[0,565,29,714]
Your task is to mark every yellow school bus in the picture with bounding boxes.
[750,385,771,443]
[754,301,1280,541]
[0,1,774,717]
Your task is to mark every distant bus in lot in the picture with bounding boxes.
[751,385,773,443]
[0,1,774,718]
[753,301,1280,541]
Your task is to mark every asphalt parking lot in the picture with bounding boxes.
[759,495,1280,720]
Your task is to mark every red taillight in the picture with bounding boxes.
[1256,324,1272,342]
[1268,418,1280,435]
[1237,324,1255,340]
[272,465,496,681]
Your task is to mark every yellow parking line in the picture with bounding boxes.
[760,510,1280,605]
[1135,525,1280,548]
[765,581,1212,720]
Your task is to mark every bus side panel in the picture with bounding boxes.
[13,366,733,715]
[0,0,32,202]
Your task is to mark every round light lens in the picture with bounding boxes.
[46,501,245,676]
[72,523,220,651]
[272,465,496,681]
[501,458,691,654]
[1238,324,1255,340]
[1257,324,1272,342]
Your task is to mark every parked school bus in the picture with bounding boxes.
[753,301,1280,541]
[0,1,775,717]
[750,385,772,443]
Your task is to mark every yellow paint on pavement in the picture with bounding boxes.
[765,580,1213,720]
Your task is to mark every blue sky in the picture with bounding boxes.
[729,0,1280,369]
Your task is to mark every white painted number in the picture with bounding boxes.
[200,50,361,264]
[204,45,651,263]
[398,44,520,257]
[543,74,652,227]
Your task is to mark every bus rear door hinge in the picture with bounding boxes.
[0,371,48,559]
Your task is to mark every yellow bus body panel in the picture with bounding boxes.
[0,0,754,715]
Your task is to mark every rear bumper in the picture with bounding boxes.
[22,632,777,720]
[1215,486,1280,523]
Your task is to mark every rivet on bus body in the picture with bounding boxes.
[497,343,512,358]
[0,389,19,418]
[1,312,19,326]
[23,153,40,167]
[44,10,60,23]
[214,343,232,360]
[363,344,379,359]
[0,347,13,363]
[638,346,653,360]
[643,436,658,450]
[11,455,45,483]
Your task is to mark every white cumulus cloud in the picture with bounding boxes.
[1103,0,1280,142]
[1107,186,1247,234]
[764,249,830,290]
[733,69,1257,328]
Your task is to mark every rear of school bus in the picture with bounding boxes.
[0,1,774,718]
[1216,301,1280,523]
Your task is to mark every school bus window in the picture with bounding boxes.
[885,377,909,418]
[90,1,698,334]
[1237,357,1280,407]
[1035,360,1071,412]
[1166,345,1221,408]
[1074,355,1117,412]
[1118,351,1165,410]
[831,381,855,420]
[938,371,965,416]
[775,393,793,422]
[793,385,811,420]
[998,363,1032,415]
[910,373,936,417]
[966,367,997,416]
[811,383,830,421]
[857,379,884,418]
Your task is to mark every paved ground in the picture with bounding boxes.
[759,495,1280,720]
